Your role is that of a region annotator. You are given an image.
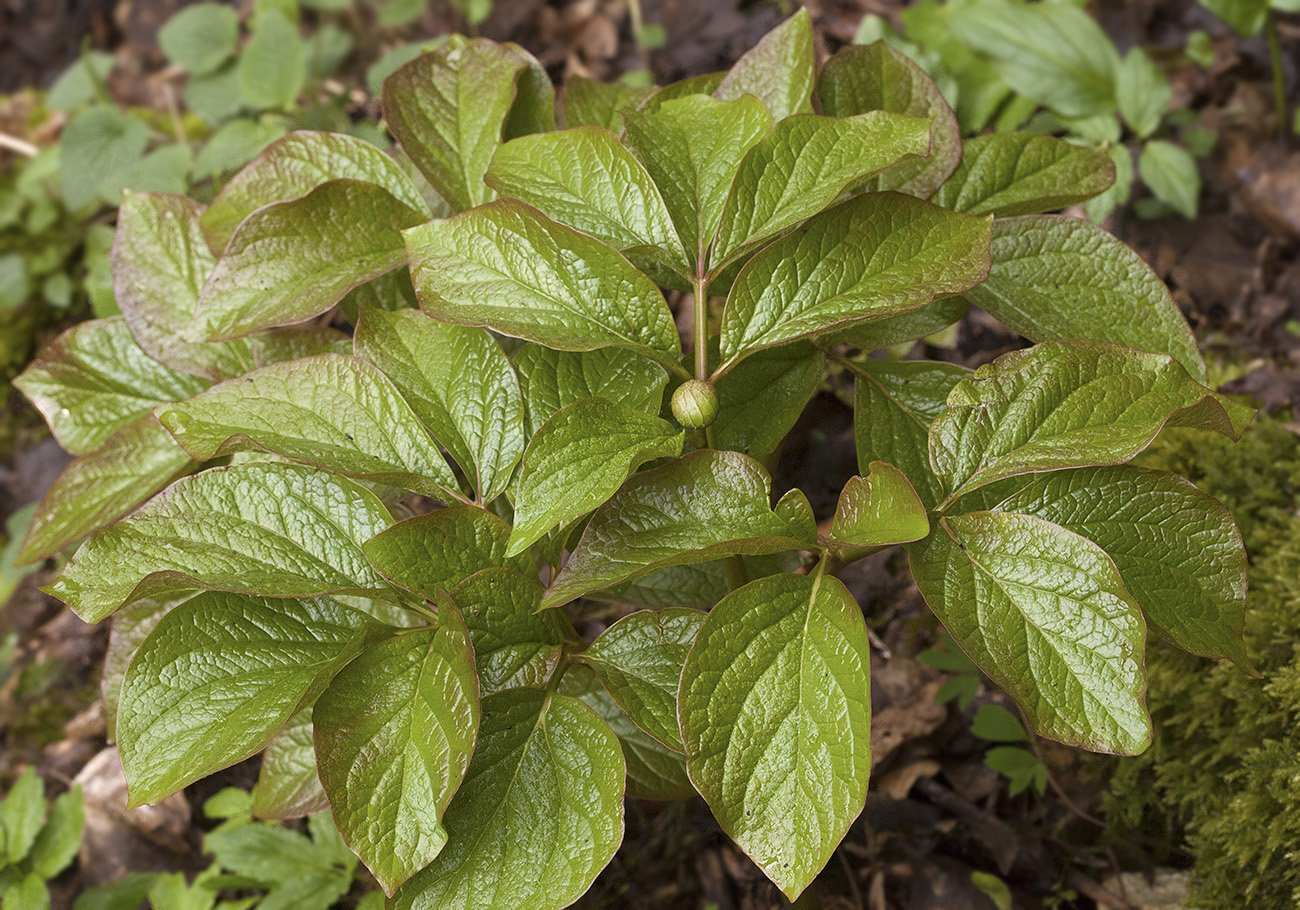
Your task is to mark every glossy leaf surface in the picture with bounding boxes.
[932,133,1116,217]
[713,8,814,121]
[449,568,564,694]
[714,344,824,459]
[513,345,668,437]
[251,706,328,819]
[830,462,930,547]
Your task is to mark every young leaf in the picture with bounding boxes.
[20,414,194,564]
[314,600,480,895]
[449,568,564,694]
[711,112,933,268]
[116,592,381,805]
[513,345,668,438]
[155,353,464,501]
[382,36,529,212]
[159,4,239,75]
[714,8,814,121]
[405,200,681,367]
[559,665,695,800]
[485,126,689,276]
[719,193,991,367]
[50,463,395,623]
[251,706,329,819]
[679,572,872,900]
[621,94,773,266]
[1139,140,1200,219]
[714,344,825,459]
[1117,48,1171,140]
[543,450,817,608]
[932,133,1116,217]
[561,77,654,131]
[929,341,1253,504]
[908,511,1151,754]
[506,397,684,557]
[390,689,625,910]
[854,360,969,511]
[818,42,962,199]
[14,317,208,455]
[965,215,1204,379]
[354,308,525,504]
[238,10,306,110]
[115,192,352,381]
[831,462,930,547]
[201,131,431,252]
[583,608,704,751]
[995,466,1248,665]
[190,180,427,341]
[362,507,534,602]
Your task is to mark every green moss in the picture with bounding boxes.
[1100,415,1300,908]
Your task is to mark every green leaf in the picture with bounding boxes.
[513,345,668,438]
[189,180,427,341]
[714,9,814,121]
[315,600,479,895]
[854,359,969,510]
[994,465,1248,665]
[19,414,194,564]
[59,107,149,211]
[201,131,431,253]
[561,78,655,131]
[970,704,1028,743]
[28,785,84,879]
[828,297,969,351]
[831,462,929,547]
[14,317,208,455]
[964,215,1204,379]
[238,11,306,110]
[187,62,244,125]
[932,132,1117,217]
[47,51,116,111]
[104,600,179,743]
[622,94,773,266]
[908,511,1151,754]
[1,506,38,609]
[3,874,49,910]
[1198,0,1268,36]
[818,42,962,199]
[714,344,824,459]
[3,768,45,864]
[486,126,689,276]
[1139,140,1200,219]
[353,308,524,504]
[391,688,624,910]
[113,143,193,202]
[719,193,992,367]
[383,36,531,212]
[155,353,464,500]
[929,341,1252,504]
[1085,143,1134,223]
[984,746,1046,796]
[507,397,684,557]
[50,463,395,623]
[405,200,681,367]
[1117,49,1171,139]
[160,3,239,75]
[114,191,352,381]
[192,118,289,180]
[679,572,872,900]
[117,592,379,805]
[711,112,933,269]
[950,1,1120,118]
[449,568,564,694]
[363,507,534,601]
[584,608,703,752]
[500,42,556,141]
[250,706,328,819]
[543,450,817,608]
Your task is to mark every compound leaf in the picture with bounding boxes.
[390,688,625,910]
[964,215,1204,379]
[405,200,681,367]
[156,353,463,501]
[908,511,1151,754]
[543,450,817,608]
[315,601,479,895]
[507,397,684,557]
[679,572,872,900]
[50,462,395,623]
[354,308,525,503]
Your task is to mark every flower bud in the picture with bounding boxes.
[671,380,719,429]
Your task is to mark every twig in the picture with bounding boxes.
[1266,11,1290,142]
[0,133,38,157]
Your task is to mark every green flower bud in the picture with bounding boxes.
[672,380,719,429]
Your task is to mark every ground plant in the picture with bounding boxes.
[12,11,1254,907]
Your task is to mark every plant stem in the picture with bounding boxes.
[1267,11,1290,141]
[627,0,651,75]
[693,272,710,381]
